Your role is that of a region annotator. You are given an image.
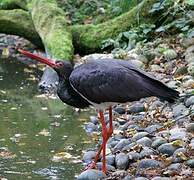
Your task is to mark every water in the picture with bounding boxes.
[0,58,93,179]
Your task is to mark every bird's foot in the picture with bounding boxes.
[84,161,96,171]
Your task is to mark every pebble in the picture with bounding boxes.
[136,137,152,147]
[134,177,149,180]
[130,60,144,68]
[85,122,98,133]
[123,175,133,180]
[173,103,188,118]
[163,49,177,60]
[151,177,170,180]
[128,103,145,113]
[132,132,149,141]
[140,147,156,158]
[188,62,194,76]
[158,143,178,156]
[185,96,194,107]
[114,107,126,114]
[151,137,167,149]
[115,153,129,170]
[77,170,106,180]
[114,139,131,151]
[150,64,163,72]
[137,159,162,169]
[173,148,187,163]
[190,138,194,149]
[186,123,194,133]
[186,159,194,168]
[122,142,136,151]
[128,152,140,162]
[145,124,162,134]
[96,162,115,171]
[167,163,181,171]
[106,155,115,166]
[83,151,96,163]
[90,116,98,125]
[169,128,186,141]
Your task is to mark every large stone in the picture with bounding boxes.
[115,153,129,170]
[152,137,167,149]
[136,137,152,147]
[132,132,149,141]
[138,159,162,169]
[77,170,106,180]
[158,143,178,156]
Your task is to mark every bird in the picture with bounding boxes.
[17,49,179,174]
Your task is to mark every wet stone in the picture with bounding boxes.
[77,169,106,180]
[151,137,167,149]
[167,163,181,171]
[96,162,115,171]
[128,152,140,162]
[186,123,194,133]
[140,147,156,158]
[123,175,133,180]
[122,142,136,151]
[186,159,194,168]
[138,159,162,169]
[85,122,98,133]
[83,151,96,163]
[106,155,115,166]
[158,143,178,156]
[132,132,149,142]
[173,104,188,118]
[128,103,145,113]
[136,137,152,147]
[115,152,129,170]
[145,124,162,134]
[114,139,131,151]
[185,96,194,107]
[169,128,186,141]
[114,107,126,114]
[90,116,98,125]
[134,177,149,180]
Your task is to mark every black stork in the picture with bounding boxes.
[17,49,179,173]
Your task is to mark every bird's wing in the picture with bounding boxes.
[69,60,155,104]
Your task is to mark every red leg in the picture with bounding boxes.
[99,110,107,173]
[85,107,113,172]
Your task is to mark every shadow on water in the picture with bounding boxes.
[0,58,94,179]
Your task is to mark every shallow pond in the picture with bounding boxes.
[0,58,93,179]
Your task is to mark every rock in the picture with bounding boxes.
[150,64,163,72]
[140,147,156,158]
[166,80,180,89]
[163,49,177,60]
[96,162,115,171]
[77,169,106,180]
[106,155,115,166]
[134,177,149,180]
[138,159,162,169]
[136,137,152,147]
[173,148,187,163]
[169,128,186,141]
[158,143,178,156]
[132,132,149,142]
[186,159,194,168]
[186,123,194,133]
[151,177,170,180]
[114,107,126,114]
[151,137,167,149]
[190,138,194,150]
[83,151,96,163]
[175,66,188,76]
[128,103,145,113]
[173,103,188,118]
[122,142,136,151]
[109,139,119,148]
[114,139,131,151]
[130,60,144,68]
[182,79,194,88]
[90,116,98,125]
[185,96,194,107]
[137,55,148,64]
[145,124,162,133]
[115,153,129,170]
[85,123,98,133]
[188,62,194,76]
[111,170,128,178]
[149,100,164,110]
[167,163,181,171]
[128,152,140,162]
[123,175,133,180]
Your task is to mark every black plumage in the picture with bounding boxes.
[69,59,179,105]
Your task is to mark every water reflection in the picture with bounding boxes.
[0,58,93,179]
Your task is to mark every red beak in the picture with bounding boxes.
[17,49,59,68]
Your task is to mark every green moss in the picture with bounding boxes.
[0,0,27,10]
[0,9,42,47]
[29,0,73,61]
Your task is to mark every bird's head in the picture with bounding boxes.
[17,49,73,79]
